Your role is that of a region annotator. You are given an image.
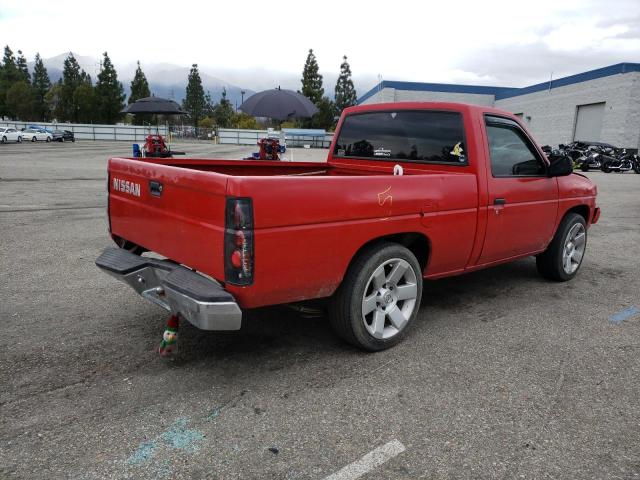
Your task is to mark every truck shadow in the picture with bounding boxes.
[174,258,544,364]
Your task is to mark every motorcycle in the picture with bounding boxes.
[601,149,640,173]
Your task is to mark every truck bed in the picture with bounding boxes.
[107,156,478,307]
[132,157,432,176]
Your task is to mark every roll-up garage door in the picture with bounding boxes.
[573,102,605,142]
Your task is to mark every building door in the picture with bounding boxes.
[574,102,605,142]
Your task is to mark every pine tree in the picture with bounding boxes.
[60,53,85,121]
[32,53,51,121]
[16,50,30,82]
[74,77,96,124]
[6,81,34,120]
[334,55,357,114]
[203,90,215,118]
[0,46,20,118]
[128,61,151,125]
[183,64,205,128]
[213,87,235,128]
[128,61,150,104]
[313,97,337,130]
[95,52,125,124]
[300,49,324,105]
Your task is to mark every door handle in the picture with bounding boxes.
[149,180,163,197]
[493,198,506,205]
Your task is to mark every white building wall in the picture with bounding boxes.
[361,87,494,106]
[495,72,640,149]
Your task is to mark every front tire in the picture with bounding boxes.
[329,242,423,351]
[536,213,587,282]
[580,163,589,172]
[31,136,36,142]
[17,136,22,143]
[46,137,51,142]
[1,136,6,144]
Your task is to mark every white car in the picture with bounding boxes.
[0,127,23,143]
[22,128,52,142]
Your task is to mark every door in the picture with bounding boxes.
[574,102,605,142]
[478,115,558,265]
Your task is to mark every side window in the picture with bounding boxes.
[485,116,545,177]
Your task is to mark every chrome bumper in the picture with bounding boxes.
[96,248,241,330]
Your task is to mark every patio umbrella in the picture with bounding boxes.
[121,96,185,115]
[239,88,318,121]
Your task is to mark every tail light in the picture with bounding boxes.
[224,197,254,285]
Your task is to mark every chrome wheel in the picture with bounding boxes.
[362,258,418,339]
[562,223,586,274]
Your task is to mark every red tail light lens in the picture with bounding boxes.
[225,198,254,285]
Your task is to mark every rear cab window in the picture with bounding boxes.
[333,110,468,165]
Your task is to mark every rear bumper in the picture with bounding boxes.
[96,248,241,330]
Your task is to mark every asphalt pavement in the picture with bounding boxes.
[1,141,639,479]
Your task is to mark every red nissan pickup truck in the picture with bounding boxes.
[96,102,599,351]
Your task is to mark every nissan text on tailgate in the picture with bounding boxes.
[96,102,599,353]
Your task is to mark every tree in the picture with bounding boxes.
[128,61,151,125]
[0,46,20,118]
[203,90,215,119]
[60,53,85,121]
[45,82,64,121]
[95,52,125,124]
[16,50,30,83]
[183,64,205,128]
[334,55,357,114]
[6,81,34,120]
[300,49,324,105]
[234,112,259,129]
[74,81,97,124]
[32,53,51,121]
[213,87,235,128]
[312,96,337,130]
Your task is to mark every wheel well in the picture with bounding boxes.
[565,205,590,223]
[353,233,430,273]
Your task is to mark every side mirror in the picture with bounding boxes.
[548,154,573,177]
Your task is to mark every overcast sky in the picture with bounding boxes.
[1,0,638,93]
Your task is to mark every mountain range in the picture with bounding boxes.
[26,52,377,108]
[28,52,256,107]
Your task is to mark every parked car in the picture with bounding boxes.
[97,102,599,352]
[22,128,52,142]
[52,130,75,142]
[0,127,23,143]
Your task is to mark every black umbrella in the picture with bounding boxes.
[239,88,318,121]
[121,96,185,115]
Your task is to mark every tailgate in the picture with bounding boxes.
[108,157,228,280]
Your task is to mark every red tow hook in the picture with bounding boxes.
[159,315,179,357]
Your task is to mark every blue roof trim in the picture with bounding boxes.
[357,63,640,104]
[495,63,640,99]
[357,80,514,104]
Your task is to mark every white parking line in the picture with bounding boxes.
[323,440,406,480]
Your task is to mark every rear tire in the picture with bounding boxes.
[536,213,587,282]
[17,136,22,143]
[46,137,51,142]
[601,162,611,173]
[580,163,589,172]
[329,242,423,351]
